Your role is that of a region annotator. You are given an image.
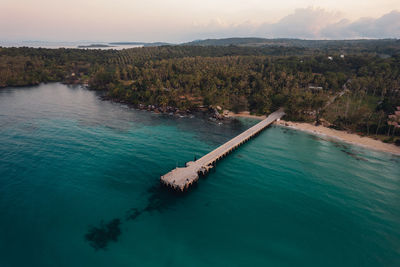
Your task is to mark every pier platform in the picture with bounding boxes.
[161,109,285,191]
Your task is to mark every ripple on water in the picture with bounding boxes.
[0,83,399,267]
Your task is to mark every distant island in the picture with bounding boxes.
[78,44,114,48]
[110,42,170,47]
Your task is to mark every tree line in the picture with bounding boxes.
[1,45,399,142]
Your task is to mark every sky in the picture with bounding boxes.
[1,0,399,42]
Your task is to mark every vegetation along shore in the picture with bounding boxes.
[1,38,399,146]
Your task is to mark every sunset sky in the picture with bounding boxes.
[1,0,399,42]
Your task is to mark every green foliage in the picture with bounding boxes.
[1,44,399,138]
[89,68,117,90]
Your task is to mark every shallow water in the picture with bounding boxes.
[0,83,399,266]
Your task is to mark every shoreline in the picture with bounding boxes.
[227,112,400,156]
[276,120,400,156]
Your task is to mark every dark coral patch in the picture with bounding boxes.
[85,218,122,250]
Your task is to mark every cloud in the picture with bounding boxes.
[1,4,398,42]
[258,8,342,38]
[189,8,400,40]
[321,10,400,38]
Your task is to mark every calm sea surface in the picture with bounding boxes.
[0,83,399,267]
[0,41,142,50]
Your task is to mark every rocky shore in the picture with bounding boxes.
[100,95,229,121]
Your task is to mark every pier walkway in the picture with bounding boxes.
[161,109,285,191]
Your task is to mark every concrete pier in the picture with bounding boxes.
[161,109,285,191]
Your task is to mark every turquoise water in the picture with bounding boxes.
[0,83,399,266]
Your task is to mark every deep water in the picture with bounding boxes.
[0,83,399,266]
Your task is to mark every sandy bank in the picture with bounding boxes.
[275,120,400,156]
[226,112,400,155]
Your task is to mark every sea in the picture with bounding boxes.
[0,83,399,266]
[0,41,142,50]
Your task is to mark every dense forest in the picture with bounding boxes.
[1,42,399,143]
[184,38,400,55]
